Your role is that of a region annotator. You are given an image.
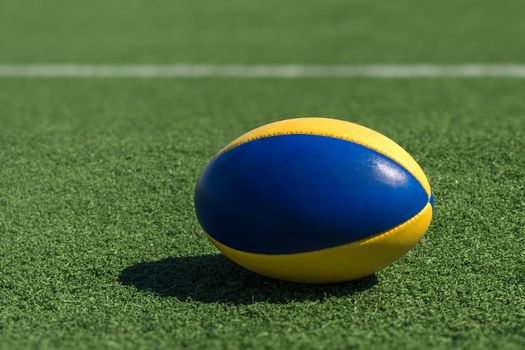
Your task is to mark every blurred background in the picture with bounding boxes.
[2,0,525,64]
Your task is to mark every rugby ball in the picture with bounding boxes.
[194,117,433,283]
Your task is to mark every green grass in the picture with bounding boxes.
[1,0,525,348]
[2,0,525,63]
[0,79,524,349]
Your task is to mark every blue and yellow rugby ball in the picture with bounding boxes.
[194,118,433,283]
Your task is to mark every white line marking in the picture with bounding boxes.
[1,64,525,78]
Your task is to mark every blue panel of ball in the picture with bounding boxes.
[195,134,428,254]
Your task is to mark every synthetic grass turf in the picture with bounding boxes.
[0,78,523,349]
[2,0,525,64]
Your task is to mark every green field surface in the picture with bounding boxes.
[1,79,524,349]
[2,0,525,63]
[1,0,525,349]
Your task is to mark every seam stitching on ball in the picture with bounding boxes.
[208,203,430,256]
[354,203,430,246]
[291,203,430,256]
[219,131,429,196]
